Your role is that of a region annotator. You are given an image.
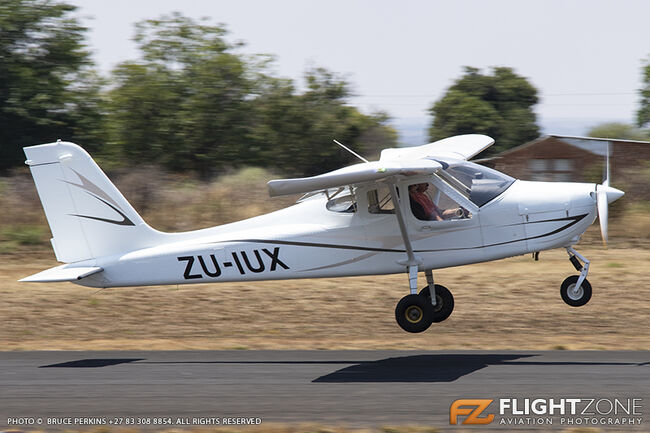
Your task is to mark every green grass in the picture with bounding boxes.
[0,225,48,250]
[0,240,18,254]
[218,166,274,185]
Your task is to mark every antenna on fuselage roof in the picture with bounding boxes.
[333,139,369,163]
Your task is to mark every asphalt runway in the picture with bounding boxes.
[1,351,648,429]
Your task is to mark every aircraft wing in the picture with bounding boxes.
[379,134,494,162]
[267,159,442,197]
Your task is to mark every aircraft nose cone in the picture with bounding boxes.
[602,186,625,204]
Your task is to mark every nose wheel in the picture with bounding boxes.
[560,275,592,307]
[562,247,592,307]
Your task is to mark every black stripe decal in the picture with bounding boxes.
[522,214,586,241]
[208,214,589,253]
[470,213,588,250]
[220,239,403,253]
[499,213,586,229]
[69,193,135,226]
[417,213,589,251]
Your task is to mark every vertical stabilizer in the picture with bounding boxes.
[24,141,163,263]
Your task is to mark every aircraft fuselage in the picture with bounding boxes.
[75,179,597,288]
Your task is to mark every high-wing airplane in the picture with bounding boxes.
[21,135,624,333]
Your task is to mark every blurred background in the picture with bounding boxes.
[0,0,649,251]
[0,0,649,356]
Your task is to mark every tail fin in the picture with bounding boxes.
[24,141,163,263]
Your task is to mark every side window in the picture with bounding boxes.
[326,187,357,213]
[367,185,395,214]
[408,182,471,221]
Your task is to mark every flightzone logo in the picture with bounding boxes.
[450,398,643,427]
[450,400,494,425]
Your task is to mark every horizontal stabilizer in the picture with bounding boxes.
[267,159,442,197]
[20,265,103,283]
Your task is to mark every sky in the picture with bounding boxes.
[68,0,650,143]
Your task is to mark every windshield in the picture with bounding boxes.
[438,161,514,207]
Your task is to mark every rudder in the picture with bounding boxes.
[24,140,163,263]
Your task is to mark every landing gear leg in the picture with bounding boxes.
[388,183,453,332]
[561,247,593,307]
[396,265,433,333]
[419,269,455,323]
[408,264,418,295]
[425,269,436,306]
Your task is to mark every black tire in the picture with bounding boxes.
[560,275,592,307]
[419,284,455,322]
[395,294,434,333]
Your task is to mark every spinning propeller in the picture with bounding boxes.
[595,143,624,246]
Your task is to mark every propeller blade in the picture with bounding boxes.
[596,186,608,247]
[595,143,625,248]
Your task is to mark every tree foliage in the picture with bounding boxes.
[0,6,395,177]
[104,14,253,176]
[588,122,649,141]
[428,67,540,155]
[638,57,650,129]
[105,14,396,177]
[249,68,396,176]
[0,0,101,170]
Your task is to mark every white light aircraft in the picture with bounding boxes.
[21,135,624,332]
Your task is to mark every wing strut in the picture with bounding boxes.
[388,183,422,293]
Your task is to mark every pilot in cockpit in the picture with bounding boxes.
[408,183,466,221]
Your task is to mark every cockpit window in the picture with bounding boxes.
[367,185,395,214]
[438,161,514,207]
[408,182,471,221]
[326,187,357,213]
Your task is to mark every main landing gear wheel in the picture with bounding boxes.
[560,275,592,307]
[395,294,434,333]
[420,284,455,322]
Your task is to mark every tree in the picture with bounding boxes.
[588,122,649,141]
[249,67,396,176]
[0,0,101,170]
[105,13,253,177]
[638,57,650,129]
[428,67,540,155]
[106,14,396,177]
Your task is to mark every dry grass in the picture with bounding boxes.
[1,246,648,351]
[0,167,296,239]
[1,167,649,251]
